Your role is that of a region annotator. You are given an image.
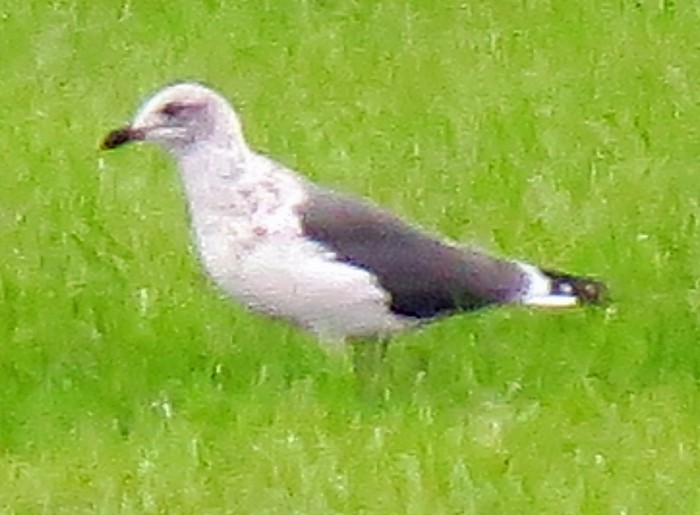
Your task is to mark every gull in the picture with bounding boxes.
[101,82,606,347]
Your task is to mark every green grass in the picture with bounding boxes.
[2,0,700,512]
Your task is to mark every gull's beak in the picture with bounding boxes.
[101,126,145,150]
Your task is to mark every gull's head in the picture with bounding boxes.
[101,82,244,154]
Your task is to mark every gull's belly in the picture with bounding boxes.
[202,237,412,342]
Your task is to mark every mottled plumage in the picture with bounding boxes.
[102,82,606,345]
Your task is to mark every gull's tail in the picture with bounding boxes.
[518,263,608,308]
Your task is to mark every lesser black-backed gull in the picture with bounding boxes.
[102,83,606,346]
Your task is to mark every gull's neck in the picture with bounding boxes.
[164,126,304,273]
[171,135,253,219]
[176,138,249,179]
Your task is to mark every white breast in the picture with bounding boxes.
[176,150,411,342]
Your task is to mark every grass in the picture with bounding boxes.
[2,0,700,512]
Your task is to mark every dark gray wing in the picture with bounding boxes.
[297,187,528,320]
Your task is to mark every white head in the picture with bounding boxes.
[102,82,247,155]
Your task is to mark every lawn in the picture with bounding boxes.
[2,0,700,512]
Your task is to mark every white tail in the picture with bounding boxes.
[518,263,607,308]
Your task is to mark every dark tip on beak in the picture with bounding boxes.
[100,127,143,150]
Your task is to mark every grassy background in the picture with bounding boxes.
[2,0,700,512]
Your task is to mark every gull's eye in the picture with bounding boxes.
[160,102,190,118]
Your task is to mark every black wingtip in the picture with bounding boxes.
[542,269,609,305]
